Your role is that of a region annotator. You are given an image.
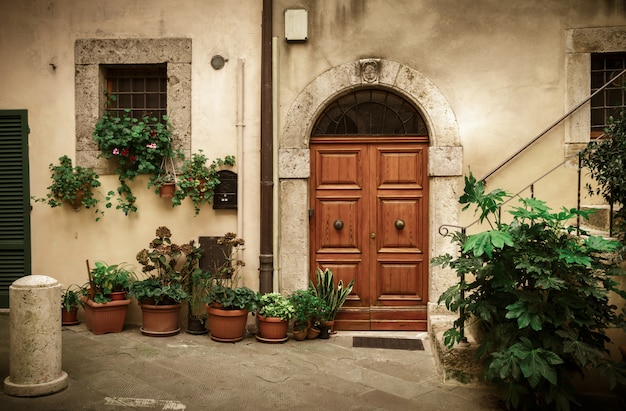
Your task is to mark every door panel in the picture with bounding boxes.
[311,141,428,330]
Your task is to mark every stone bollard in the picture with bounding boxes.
[4,275,68,396]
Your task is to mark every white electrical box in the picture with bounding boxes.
[285,9,308,42]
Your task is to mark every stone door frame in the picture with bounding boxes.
[278,59,462,323]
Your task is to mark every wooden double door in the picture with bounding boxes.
[310,137,429,330]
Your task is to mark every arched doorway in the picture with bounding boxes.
[310,89,429,330]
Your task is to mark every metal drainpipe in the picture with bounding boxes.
[259,0,274,294]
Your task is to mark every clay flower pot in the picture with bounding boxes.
[206,304,249,342]
[139,302,182,336]
[256,315,289,343]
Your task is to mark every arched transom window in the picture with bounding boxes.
[312,89,428,136]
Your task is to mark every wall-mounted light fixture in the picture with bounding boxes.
[211,55,227,70]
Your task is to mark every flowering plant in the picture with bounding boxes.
[172,150,235,215]
[130,226,203,305]
[93,106,174,215]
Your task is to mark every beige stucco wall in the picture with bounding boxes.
[0,0,263,323]
[270,0,626,352]
[1,0,626,344]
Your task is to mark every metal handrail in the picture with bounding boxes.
[480,68,626,183]
[439,68,626,346]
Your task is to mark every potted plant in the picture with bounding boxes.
[130,226,201,336]
[32,155,104,219]
[288,289,329,341]
[61,284,85,326]
[88,261,137,303]
[186,268,212,335]
[82,261,135,335]
[172,150,236,215]
[432,172,626,410]
[150,172,177,199]
[309,267,355,337]
[256,292,295,343]
[92,101,175,215]
[204,284,259,342]
[581,110,626,245]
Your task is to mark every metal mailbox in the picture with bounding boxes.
[213,170,237,209]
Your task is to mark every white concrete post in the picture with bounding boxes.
[4,275,68,397]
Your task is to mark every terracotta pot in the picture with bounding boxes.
[307,326,320,340]
[292,327,308,341]
[61,307,79,325]
[81,296,131,335]
[139,303,182,336]
[159,183,176,198]
[109,291,127,301]
[206,304,248,342]
[68,189,85,210]
[257,315,289,342]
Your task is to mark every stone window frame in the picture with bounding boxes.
[565,26,626,161]
[75,38,192,174]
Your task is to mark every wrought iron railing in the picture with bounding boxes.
[438,68,626,346]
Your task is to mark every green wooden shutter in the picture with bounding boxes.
[0,110,30,308]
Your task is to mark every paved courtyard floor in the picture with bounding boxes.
[0,313,507,411]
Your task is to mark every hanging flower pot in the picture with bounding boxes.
[159,183,176,198]
[68,189,86,211]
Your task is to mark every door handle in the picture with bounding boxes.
[395,219,405,230]
[370,232,376,239]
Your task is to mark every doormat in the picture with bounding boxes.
[352,336,424,351]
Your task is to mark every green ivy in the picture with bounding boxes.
[92,98,174,215]
[432,172,626,410]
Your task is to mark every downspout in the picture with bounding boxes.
[272,37,280,292]
[259,0,274,294]
[236,58,245,256]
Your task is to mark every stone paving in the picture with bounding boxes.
[0,313,505,411]
[3,311,624,410]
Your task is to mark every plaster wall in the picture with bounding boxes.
[271,0,626,345]
[1,0,626,337]
[0,0,263,323]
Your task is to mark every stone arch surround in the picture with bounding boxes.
[277,59,463,321]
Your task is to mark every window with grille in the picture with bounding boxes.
[312,89,428,136]
[591,53,626,137]
[104,64,167,120]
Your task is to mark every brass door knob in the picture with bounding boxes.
[395,219,405,230]
[370,232,376,239]
[334,219,344,230]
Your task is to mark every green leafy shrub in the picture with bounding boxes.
[171,150,235,215]
[33,155,103,218]
[581,110,626,243]
[432,172,626,410]
[258,292,295,320]
[288,289,329,330]
[204,284,258,311]
[92,102,174,215]
[89,261,137,303]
